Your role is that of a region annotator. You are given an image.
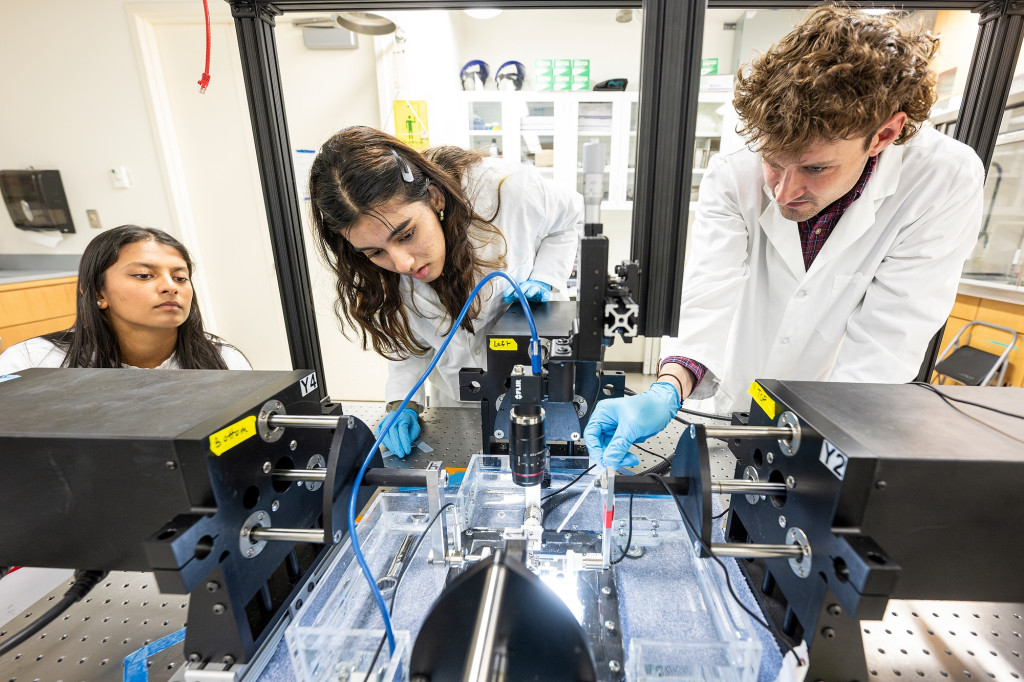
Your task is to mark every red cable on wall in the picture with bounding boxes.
[198,0,211,93]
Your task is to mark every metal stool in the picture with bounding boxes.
[932,320,1017,386]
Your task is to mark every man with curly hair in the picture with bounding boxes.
[586,5,984,468]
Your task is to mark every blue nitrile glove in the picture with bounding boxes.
[583,382,681,468]
[375,408,421,458]
[502,279,551,304]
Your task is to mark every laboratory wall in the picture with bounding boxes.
[0,0,176,255]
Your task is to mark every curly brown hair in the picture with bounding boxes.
[309,126,506,360]
[733,5,940,158]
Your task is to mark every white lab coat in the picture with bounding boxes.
[0,335,252,372]
[662,127,984,413]
[386,157,583,406]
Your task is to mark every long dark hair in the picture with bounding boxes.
[43,225,235,369]
[309,126,506,360]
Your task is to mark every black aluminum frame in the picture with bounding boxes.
[227,0,1023,389]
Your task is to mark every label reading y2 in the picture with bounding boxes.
[819,440,848,480]
[300,372,318,397]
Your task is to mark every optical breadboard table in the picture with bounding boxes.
[2,403,1021,681]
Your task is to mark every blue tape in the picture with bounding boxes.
[0,374,21,383]
[123,627,186,682]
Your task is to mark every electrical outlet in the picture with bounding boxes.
[86,210,102,229]
[110,166,132,189]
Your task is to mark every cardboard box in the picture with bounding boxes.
[534,149,555,167]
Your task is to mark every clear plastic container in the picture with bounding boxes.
[285,457,761,682]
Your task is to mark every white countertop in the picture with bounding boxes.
[958,278,1024,306]
[0,270,78,286]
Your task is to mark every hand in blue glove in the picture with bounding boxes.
[583,382,680,468]
[375,407,421,458]
[502,279,551,304]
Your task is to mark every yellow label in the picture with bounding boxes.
[209,415,257,456]
[392,100,429,149]
[748,382,776,420]
[489,338,518,351]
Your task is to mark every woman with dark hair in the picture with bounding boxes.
[309,126,581,457]
[0,225,249,372]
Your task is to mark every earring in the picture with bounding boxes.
[96,300,102,307]
[439,209,445,222]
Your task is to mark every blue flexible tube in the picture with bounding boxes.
[346,271,542,654]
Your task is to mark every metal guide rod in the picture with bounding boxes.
[269,468,440,486]
[271,468,326,481]
[711,480,787,495]
[710,543,805,559]
[249,527,326,544]
[703,425,793,440]
[267,414,340,428]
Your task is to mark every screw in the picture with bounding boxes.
[494,430,505,439]
[827,604,842,617]
[609,660,621,672]
[289,440,297,451]
[601,586,612,595]
[604,620,616,632]
[821,627,836,639]
[259,411,266,420]
[564,533,572,540]
[651,520,659,528]
[188,653,202,663]
[271,500,280,512]
[205,581,220,593]
[212,603,226,615]
[258,512,265,521]
[246,548,254,557]
[786,476,796,489]
[778,515,787,528]
[165,461,177,470]
[651,529,658,538]
[875,480,887,490]
[222,655,235,666]
[262,462,272,474]
[333,530,343,543]
[767,452,775,464]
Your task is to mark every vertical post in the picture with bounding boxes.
[918,0,1024,380]
[229,2,326,397]
[631,0,705,337]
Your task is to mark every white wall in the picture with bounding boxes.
[0,0,175,254]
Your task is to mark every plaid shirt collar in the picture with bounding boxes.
[797,153,878,270]
[806,153,877,223]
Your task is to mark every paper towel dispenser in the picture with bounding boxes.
[0,169,75,233]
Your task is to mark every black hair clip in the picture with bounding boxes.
[390,148,415,182]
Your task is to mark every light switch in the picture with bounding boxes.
[86,210,102,229]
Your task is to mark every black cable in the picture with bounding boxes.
[362,503,455,682]
[541,465,595,501]
[712,507,730,520]
[911,381,1024,419]
[621,386,732,421]
[911,382,1024,445]
[0,569,108,657]
[647,474,801,664]
[610,494,635,565]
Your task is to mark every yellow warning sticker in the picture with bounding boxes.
[748,382,776,420]
[209,415,257,456]
[489,338,518,351]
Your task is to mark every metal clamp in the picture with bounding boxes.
[778,411,801,456]
[257,399,285,443]
[786,527,812,578]
[240,510,271,558]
